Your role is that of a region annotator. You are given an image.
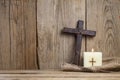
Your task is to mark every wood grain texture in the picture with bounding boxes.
[0,0,11,69]
[23,0,38,70]
[86,0,120,62]
[0,71,119,80]
[0,78,118,80]
[37,0,85,69]
[9,0,37,69]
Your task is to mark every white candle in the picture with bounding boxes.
[84,49,102,67]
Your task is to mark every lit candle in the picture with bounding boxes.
[84,48,102,67]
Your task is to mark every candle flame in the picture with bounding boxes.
[92,48,94,52]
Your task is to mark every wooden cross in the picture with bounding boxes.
[62,20,96,66]
[89,58,96,66]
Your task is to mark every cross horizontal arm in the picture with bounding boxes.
[62,27,77,34]
[82,30,96,37]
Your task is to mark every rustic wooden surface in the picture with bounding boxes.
[0,0,11,70]
[86,0,120,63]
[0,71,119,80]
[0,0,37,70]
[37,0,85,69]
[0,0,120,70]
[10,0,37,69]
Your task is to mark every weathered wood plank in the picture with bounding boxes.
[0,78,118,80]
[0,0,11,69]
[0,71,119,80]
[22,0,37,70]
[9,0,37,69]
[86,0,120,62]
[37,0,85,69]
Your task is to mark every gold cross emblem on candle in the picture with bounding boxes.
[89,58,96,66]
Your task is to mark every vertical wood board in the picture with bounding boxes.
[37,0,85,69]
[0,0,11,69]
[0,0,37,70]
[9,0,37,69]
[86,0,120,63]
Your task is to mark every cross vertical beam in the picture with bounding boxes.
[74,21,83,65]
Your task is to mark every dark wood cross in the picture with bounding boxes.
[89,58,96,66]
[62,20,96,66]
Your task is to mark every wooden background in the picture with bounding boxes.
[0,0,120,70]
